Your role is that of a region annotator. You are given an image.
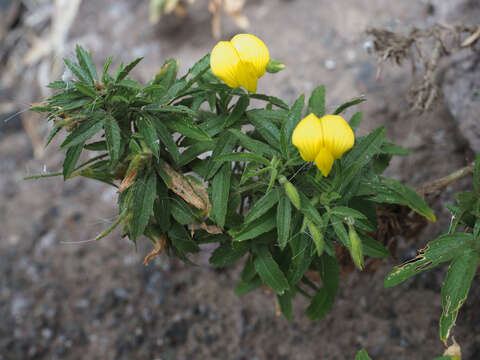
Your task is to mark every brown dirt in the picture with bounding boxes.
[1,0,479,359]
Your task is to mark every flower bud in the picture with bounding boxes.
[266,59,285,73]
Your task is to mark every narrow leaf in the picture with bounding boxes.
[307,86,325,117]
[131,171,157,240]
[253,245,290,294]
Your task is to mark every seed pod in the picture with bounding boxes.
[348,226,364,270]
[283,180,301,210]
[307,220,324,256]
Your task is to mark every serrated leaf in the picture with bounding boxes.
[224,95,249,127]
[299,191,323,226]
[73,82,98,98]
[206,132,237,179]
[349,112,362,133]
[63,144,83,179]
[245,189,280,224]
[104,115,121,164]
[228,129,277,157]
[440,248,480,343]
[248,93,289,109]
[355,349,372,360]
[361,234,391,259]
[334,96,366,114]
[343,126,385,168]
[277,291,293,321]
[287,233,314,285]
[282,94,304,156]
[154,183,171,232]
[247,110,282,150]
[137,116,159,158]
[277,195,292,250]
[177,141,214,167]
[64,58,91,85]
[384,233,473,288]
[115,57,143,82]
[215,152,270,167]
[234,277,263,295]
[209,243,248,267]
[76,45,98,82]
[170,198,196,225]
[210,163,230,228]
[60,118,104,149]
[331,216,350,247]
[153,58,178,90]
[307,86,325,117]
[253,245,289,294]
[102,56,113,83]
[144,104,198,118]
[168,222,199,254]
[145,114,179,163]
[305,254,339,320]
[84,141,107,151]
[330,206,367,220]
[131,171,157,240]
[232,211,276,242]
[163,116,211,142]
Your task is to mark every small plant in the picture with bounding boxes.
[29,37,453,356]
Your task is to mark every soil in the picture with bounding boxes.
[1,0,479,359]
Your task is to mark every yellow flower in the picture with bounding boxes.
[292,113,354,177]
[210,34,270,93]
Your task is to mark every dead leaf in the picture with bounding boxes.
[461,26,480,47]
[117,168,137,193]
[163,162,211,216]
[189,222,222,236]
[443,337,461,359]
[143,233,168,265]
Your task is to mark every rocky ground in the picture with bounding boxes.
[1,0,480,359]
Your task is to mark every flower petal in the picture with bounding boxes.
[231,34,270,78]
[315,147,334,177]
[292,113,324,162]
[210,41,241,89]
[319,115,354,159]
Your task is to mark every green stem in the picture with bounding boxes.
[295,285,313,299]
[95,213,125,241]
[24,172,62,180]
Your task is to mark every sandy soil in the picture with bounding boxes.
[1,0,479,359]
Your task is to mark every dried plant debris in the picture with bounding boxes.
[367,24,480,112]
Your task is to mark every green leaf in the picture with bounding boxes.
[330,206,367,220]
[343,126,385,169]
[361,234,391,259]
[249,93,289,109]
[231,211,276,242]
[131,171,157,240]
[102,56,113,83]
[384,233,474,288]
[247,110,282,150]
[144,104,198,118]
[45,125,62,146]
[75,45,98,82]
[277,291,293,321]
[170,198,196,225]
[210,164,231,228]
[115,57,143,82]
[234,277,263,295]
[64,58,91,85]
[224,95,249,127]
[137,116,159,158]
[355,349,372,360]
[376,177,436,222]
[153,58,178,90]
[307,86,325,117]
[228,129,278,157]
[215,152,270,167]
[245,189,280,224]
[209,243,248,267]
[287,233,314,285]
[60,118,104,149]
[334,96,366,115]
[145,114,179,163]
[299,192,323,226]
[163,116,211,142]
[177,141,214,167]
[349,112,362,133]
[277,195,292,250]
[305,255,339,320]
[253,245,290,294]
[73,82,98,98]
[440,248,480,343]
[168,222,199,254]
[206,131,237,179]
[281,94,304,156]
[154,184,171,232]
[104,115,121,164]
[63,144,83,179]
[331,216,350,247]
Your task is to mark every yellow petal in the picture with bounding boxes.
[292,113,324,162]
[235,60,259,92]
[231,34,270,78]
[210,41,241,89]
[319,115,355,159]
[314,147,334,177]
